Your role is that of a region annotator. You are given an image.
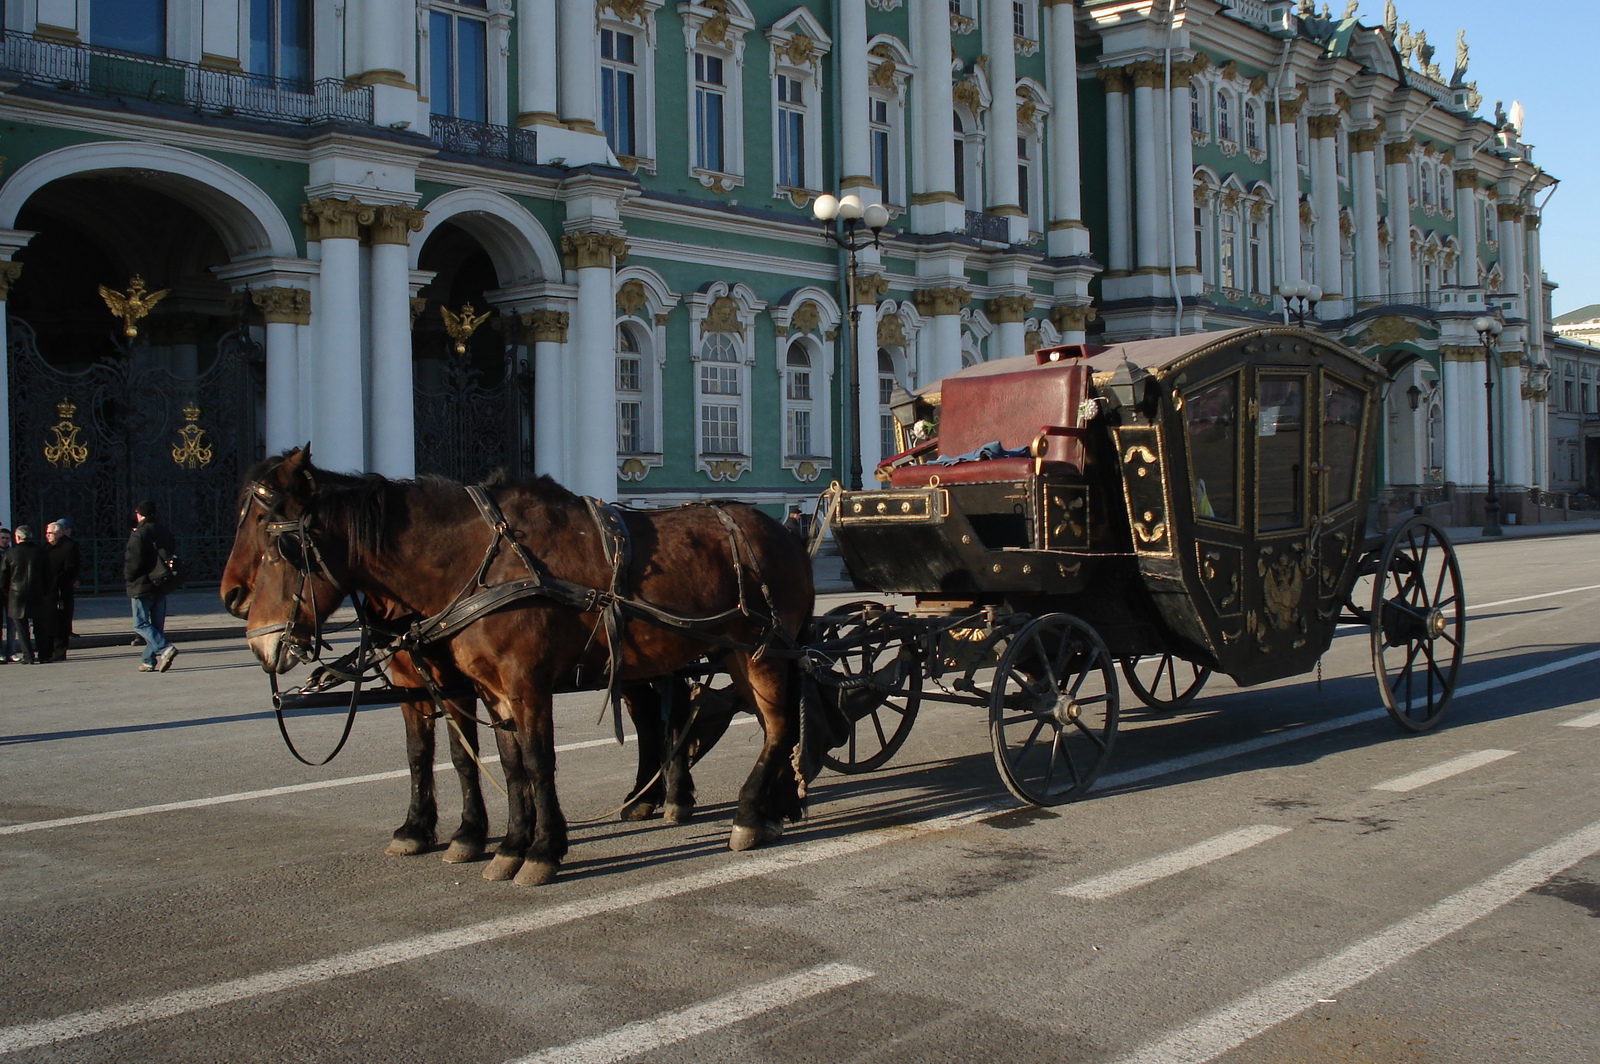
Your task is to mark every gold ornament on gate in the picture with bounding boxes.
[98,275,170,339]
[44,398,89,468]
[440,303,492,355]
[171,404,214,469]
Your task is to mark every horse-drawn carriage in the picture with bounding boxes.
[224,326,1463,884]
[808,325,1465,805]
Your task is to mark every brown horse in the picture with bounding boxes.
[221,448,815,886]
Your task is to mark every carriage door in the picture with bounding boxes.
[1246,365,1320,656]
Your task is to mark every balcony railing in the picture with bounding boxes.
[432,114,538,165]
[0,31,373,125]
[964,210,1011,244]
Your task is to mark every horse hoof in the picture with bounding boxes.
[385,836,427,857]
[513,861,558,886]
[728,821,783,851]
[620,800,657,822]
[483,853,524,881]
[442,838,485,864]
[664,803,694,825]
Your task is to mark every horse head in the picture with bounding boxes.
[222,445,352,673]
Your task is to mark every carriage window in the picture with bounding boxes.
[1257,376,1305,531]
[1322,378,1364,509]
[1186,378,1238,523]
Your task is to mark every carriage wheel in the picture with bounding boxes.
[1120,653,1212,713]
[815,602,922,774]
[1370,517,1466,733]
[989,613,1119,806]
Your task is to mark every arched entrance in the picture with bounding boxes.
[6,176,264,589]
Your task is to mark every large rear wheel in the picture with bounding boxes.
[814,602,922,774]
[1370,517,1466,732]
[989,613,1119,806]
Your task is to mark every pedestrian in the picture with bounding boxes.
[0,527,14,662]
[782,506,805,540]
[0,525,52,665]
[124,499,179,673]
[45,519,81,662]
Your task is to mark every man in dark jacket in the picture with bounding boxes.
[0,525,52,664]
[125,500,179,673]
[46,519,81,661]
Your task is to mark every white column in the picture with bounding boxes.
[517,0,559,126]
[528,310,571,482]
[247,287,311,455]
[1526,213,1547,488]
[1103,69,1132,277]
[840,0,872,197]
[1497,205,1524,301]
[989,297,1030,363]
[1385,141,1414,295]
[1441,357,1467,486]
[1308,116,1341,317]
[910,1,961,234]
[1045,0,1086,258]
[1501,354,1529,489]
[1351,131,1381,302]
[1453,171,1479,292]
[1275,104,1303,289]
[1170,73,1198,287]
[915,287,968,384]
[1461,353,1489,486]
[1131,64,1162,273]
[301,200,372,473]
[984,0,1023,243]
[558,0,600,134]
[856,298,881,479]
[368,206,424,480]
[563,232,623,501]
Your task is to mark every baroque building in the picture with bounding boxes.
[0,0,1564,584]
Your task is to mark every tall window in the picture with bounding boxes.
[1216,91,1233,142]
[870,97,893,204]
[601,28,638,157]
[785,341,813,458]
[1017,136,1031,217]
[1219,211,1238,290]
[699,333,742,454]
[1190,83,1203,132]
[248,0,310,84]
[617,328,643,453]
[953,113,966,205]
[776,73,806,188]
[430,3,488,121]
[1194,205,1205,270]
[694,51,727,172]
[1244,102,1261,151]
[91,0,165,55]
[1249,218,1266,294]
[878,349,900,459]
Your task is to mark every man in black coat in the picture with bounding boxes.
[125,500,179,673]
[46,519,81,661]
[0,525,52,664]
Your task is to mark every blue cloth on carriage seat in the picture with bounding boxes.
[928,440,1031,466]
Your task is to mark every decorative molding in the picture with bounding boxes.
[301,197,374,242]
[561,231,630,270]
[1384,138,1415,165]
[252,286,311,325]
[367,205,426,245]
[522,309,570,344]
[986,295,1034,324]
[1348,127,1381,153]
[1359,315,1420,346]
[1439,344,1486,363]
[1306,114,1340,139]
[912,286,970,317]
[1050,304,1096,332]
[852,273,890,307]
[0,261,21,301]
[616,279,650,317]
[1497,203,1524,223]
[878,313,907,347]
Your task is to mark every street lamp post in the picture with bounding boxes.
[1473,314,1505,536]
[1278,280,1321,327]
[811,192,889,490]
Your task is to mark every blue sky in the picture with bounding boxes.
[1380,0,1599,315]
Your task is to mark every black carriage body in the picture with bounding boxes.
[831,326,1385,688]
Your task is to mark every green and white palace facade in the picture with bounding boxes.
[0,0,1563,578]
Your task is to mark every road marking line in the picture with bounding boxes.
[0,805,997,1054]
[1558,708,1600,729]
[1371,749,1516,792]
[507,963,873,1064]
[1098,648,1600,792]
[1108,817,1600,1064]
[1056,825,1290,900]
[1472,583,1600,611]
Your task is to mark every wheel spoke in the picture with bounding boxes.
[1069,718,1108,750]
[870,710,889,748]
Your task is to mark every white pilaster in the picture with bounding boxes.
[517,0,560,125]
[984,0,1023,243]
[559,0,600,133]
[1309,119,1341,317]
[1453,175,1478,292]
[1351,135,1381,301]
[1385,143,1414,294]
[910,2,962,234]
[1104,70,1132,276]
[1169,78,1198,290]
[368,209,423,480]
[1131,68,1162,272]
[313,235,366,472]
[839,0,872,197]
[856,300,881,479]
[1045,1,1087,258]
[1275,109,1302,291]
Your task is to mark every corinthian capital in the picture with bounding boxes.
[252,286,311,325]
[520,309,571,343]
[986,294,1035,323]
[561,231,630,270]
[1050,303,1097,332]
[300,197,375,242]
[368,205,427,245]
[912,285,971,317]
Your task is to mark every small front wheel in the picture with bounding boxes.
[1121,652,1211,713]
[1370,516,1466,732]
[989,613,1119,806]
[814,602,922,774]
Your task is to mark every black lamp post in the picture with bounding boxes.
[1473,314,1505,536]
[811,192,889,490]
[1278,280,1322,327]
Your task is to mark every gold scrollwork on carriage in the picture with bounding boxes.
[44,398,89,468]
[1197,543,1243,617]
[171,404,214,469]
[1259,549,1307,632]
[1041,484,1089,550]
[1117,429,1173,557]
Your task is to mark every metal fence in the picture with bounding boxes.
[964,210,1012,244]
[1,31,373,125]
[431,114,538,164]
[67,535,233,595]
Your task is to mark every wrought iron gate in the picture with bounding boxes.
[6,317,264,588]
[413,343,533,483]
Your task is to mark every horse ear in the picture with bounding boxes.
[275,444,312,489]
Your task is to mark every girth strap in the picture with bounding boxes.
[585,497,634,744]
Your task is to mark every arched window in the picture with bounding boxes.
[616,326,647,454]
[953,110,984,212]
[785,340,816,459]
[1244,101,1260,151]
[1420,162,1434,206]
[1216,90,1233,142]
[878,348,902,458]
[1190,82,1203,133]
[1438,168,1452,212]
[1219,208,1238,291]
[698,332,744,455]
[1248,210,1268,294]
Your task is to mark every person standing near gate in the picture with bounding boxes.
[125,500,179,673]
[0,527,15,662]
[46,519,81,661]
[0,525,52,665]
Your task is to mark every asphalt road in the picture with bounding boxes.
[0,531,1596,1063]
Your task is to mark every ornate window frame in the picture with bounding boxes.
[867,36,913,210]
[686,280,764,480]
[680,0,753,193]
[613,266,679,482]
[420,0,511,126]
[599,0,662,174]
[1016,78,1050,237]
[952,67,990,214]
[770,287,839,482]
[766,8,830,206]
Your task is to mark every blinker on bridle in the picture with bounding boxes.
[240,476,348,668]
